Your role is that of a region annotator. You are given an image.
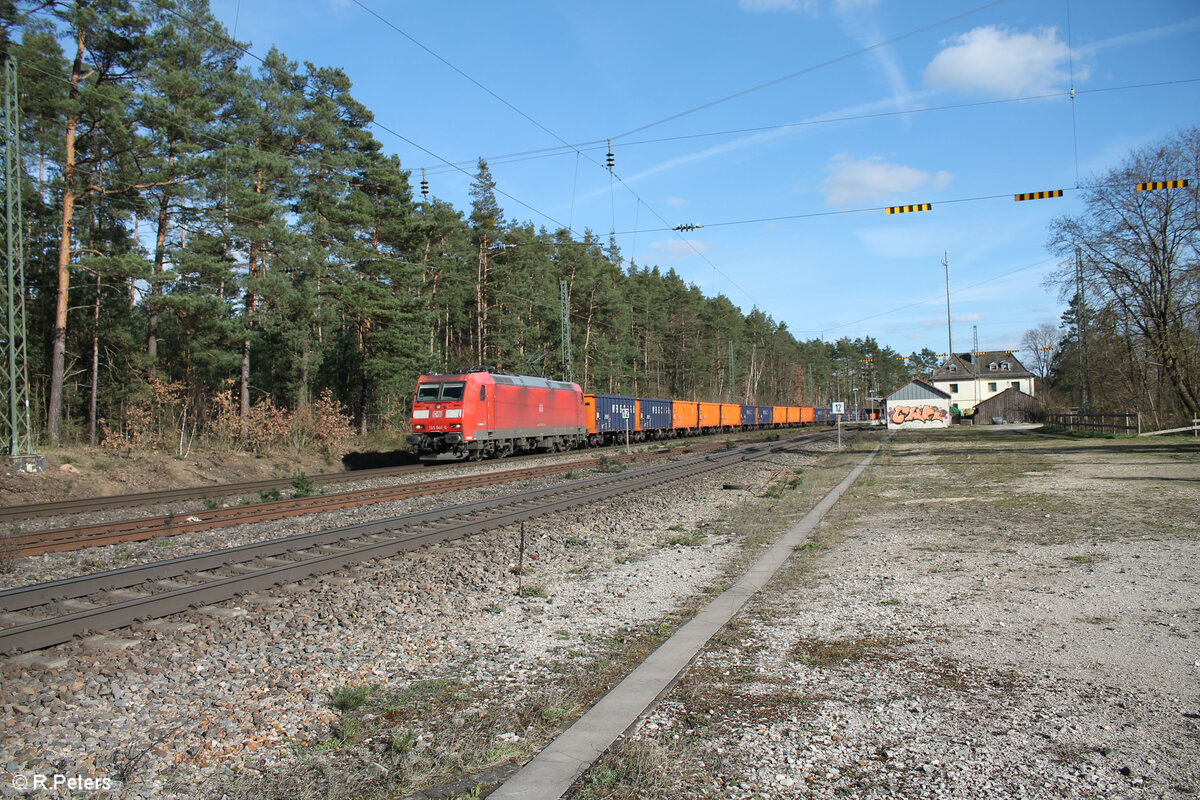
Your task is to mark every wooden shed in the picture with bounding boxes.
[971,387,1043,424]
[884,379,952,430]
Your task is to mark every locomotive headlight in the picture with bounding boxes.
[452,423,461,429]
[414,424,425,431]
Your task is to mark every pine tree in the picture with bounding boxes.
[41,0,150,442]
[136,0,242,368]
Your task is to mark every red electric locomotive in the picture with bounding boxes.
[406,368,587,460]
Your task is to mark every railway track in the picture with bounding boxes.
[0,430,795,526]
[3,449,679,557]
[0,433,837,655]
[0,463,427,524]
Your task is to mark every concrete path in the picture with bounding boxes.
[488,441,884,800]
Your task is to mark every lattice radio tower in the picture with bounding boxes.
[2,58,42,471]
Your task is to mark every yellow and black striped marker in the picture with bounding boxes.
[1136,180,1188,191]
[1014,190,1063,201]
[885,203,931,214]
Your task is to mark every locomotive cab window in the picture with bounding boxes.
[480,386,486,401]
[441,382,465,401]
[416,383,440,402]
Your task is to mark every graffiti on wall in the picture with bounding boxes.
[889,404,946,425]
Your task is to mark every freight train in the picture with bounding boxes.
[405,367,877,461]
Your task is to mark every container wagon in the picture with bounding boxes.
[740,405,757,427]
[639,398,673,439]
[719,404,741,430]
[672,400,699,434]
[584,394,640,446]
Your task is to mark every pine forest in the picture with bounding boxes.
[0,1,925,453]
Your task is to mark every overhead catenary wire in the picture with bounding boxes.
[418,78,1200,175]
[19,0,1198,341]
[134,0,583,238]
[339,0,761,307]
[609,0,1012,142]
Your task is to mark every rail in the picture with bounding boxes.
[2,450,679,557]
[0,432,849,655]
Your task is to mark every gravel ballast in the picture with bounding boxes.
[0,436,831,799]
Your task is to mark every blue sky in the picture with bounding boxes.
[208,0,1199,357]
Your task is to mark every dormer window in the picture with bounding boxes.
[988,362,998,371]
[948,364,957,372]
[1001,362,1011,371]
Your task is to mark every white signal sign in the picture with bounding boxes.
[831,402,845,415]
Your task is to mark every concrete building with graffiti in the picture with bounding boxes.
[884,379,952,430]
[929,351,1036,414]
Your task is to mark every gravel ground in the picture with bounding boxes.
[0,434,831,799]
[618,429,1200,800]
[6,428,1192,800]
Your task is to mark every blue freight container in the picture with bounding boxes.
[594,395,638,433]
[740,405,756,426]
[813,407,830,423]
[757,406,772,425]
[639,398,672,433]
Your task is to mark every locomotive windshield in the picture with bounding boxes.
[416,382,467,402]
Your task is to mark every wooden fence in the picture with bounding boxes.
[1045,413,1140,435]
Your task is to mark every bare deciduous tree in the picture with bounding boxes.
[1047,126,1200,421]
[1020,322,1061,380]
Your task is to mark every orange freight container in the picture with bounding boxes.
[787,406,801,425]
[719,403,741,428]
[800,406,815,424]
[773,406,787,427]
[697,402,720,430]
[672,401,699,430]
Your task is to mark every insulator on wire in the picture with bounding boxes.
[606,139,614,173]
[420,168,429,199]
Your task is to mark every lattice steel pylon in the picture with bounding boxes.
[559,280,573,384]
[1,58,41,470]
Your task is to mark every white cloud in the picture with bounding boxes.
[820,155,951,207]
[924,26,1075,96]
[666,196,688,208]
